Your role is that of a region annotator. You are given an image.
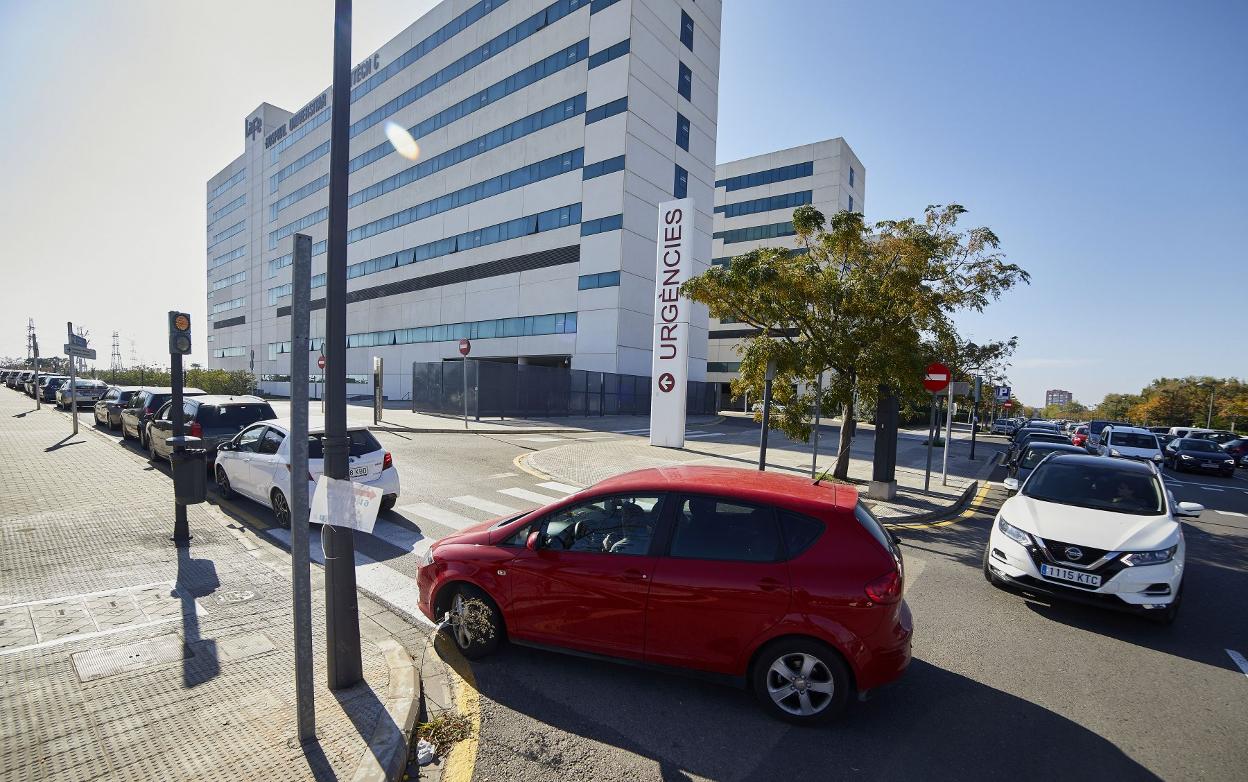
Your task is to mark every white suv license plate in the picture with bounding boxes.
[1040,564,1101,588]
[349,465,369,478]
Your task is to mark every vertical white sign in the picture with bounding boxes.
[650,198,694,448]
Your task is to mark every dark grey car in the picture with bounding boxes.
[147,395,277,465]
[1006,442,1088,491]
[93,386,142,429]
[119,387,207,448]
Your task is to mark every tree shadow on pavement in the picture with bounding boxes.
[175,544,219,688]
[467,648,1158,782]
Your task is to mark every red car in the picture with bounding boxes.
[1071,425,1089,447]
[417,466,911,723]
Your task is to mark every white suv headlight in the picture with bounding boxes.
[1151,453,1164,462]
[1121,545,1177,567]
[997,517,1033,547]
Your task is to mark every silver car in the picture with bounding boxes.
[56,379,108,409]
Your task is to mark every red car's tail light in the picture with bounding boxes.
[383,451,393,471]
[189,421,203,438]
[864,570,903,604]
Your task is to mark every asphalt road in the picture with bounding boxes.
[60,406,1248,780]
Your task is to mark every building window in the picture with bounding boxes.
[267,283,293,306]
[588,39,630,69]
[707,362,742,373]
[680,11,694,50]
[210,271,246,292]
[580,214,624,237]
[674,165,688,199]
[583,155,625,179]
[590,0,621,12]
[210,297,245,316]
[676,113,690,151]
[578,271,622,290]
[585,97,628,124]
[714,221,796,245]
[849,166,855,187]
[848,195,854,213]
[715,161,814,192]
[209,168,246,202]
[714,190,812,219]
[209,221,245,249]
[209,246,246,271]
[211,346,247,359]
[678,62,692,101]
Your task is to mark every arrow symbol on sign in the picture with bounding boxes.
[657,373,675,393]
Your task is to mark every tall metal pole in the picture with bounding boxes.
[290,234,316,741]
[67,323,78,436]
[323,0,363,690]
[941,382,953,486]
[810,371,823,478]
[758,361,776,471]
[171,349,190,544]
[1207,386,1215,429]
[33,338,40,410]
[924,394,935,491]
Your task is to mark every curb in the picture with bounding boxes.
[350,639,421,782]
[414,633,479,782]
[371,425,584,435]
[882,479,980,527]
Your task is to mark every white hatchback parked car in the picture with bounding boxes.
[213,417,400,527]
[1095,425,1164,465]
[985,453,1199,624]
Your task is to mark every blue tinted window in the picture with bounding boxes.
[707,362,741,373]
[578,270,621,289]
[585,97,627,124]
[210,221,245,249]
[210,246,246,270]
[714,221,795,245]
[580,214,623,236]
[715,161,813,192]
[678,62,692,100]
[849,166,855,187]
[588,39,629,69]
[211,194,246,224]
[676,113,690,151]
[590,0,619,12]
[680,11,694,50]
[583,155,625,179]
[674,165,688,198]
[271,175,329,221]
[714,191,812,218]
[209,168,246,201]
[848,195,854,213]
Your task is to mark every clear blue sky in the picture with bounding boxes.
[1,1,1244,407]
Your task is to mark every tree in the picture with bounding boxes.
[1096,393,1140,422]
[683,204,1029,479]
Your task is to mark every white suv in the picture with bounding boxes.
[987,454,1199,624]
[1096,425,1163,465]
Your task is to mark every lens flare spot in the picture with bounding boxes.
[385,121,420,160]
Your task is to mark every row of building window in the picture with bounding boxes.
[678,62,692,101]
[210,297,245,316]
[351,0,586,141]
[350,94,586,208]
[271,140,329,193]
[585,96,627,124]
[210,194,245,224]
[680,11,695,50]
[347,149,584,244]
[348,40,589,175]
[209,167,246,202]
[209,221,245,249]
[209,246,246,271]
[588,39,629,69]
[268,312,577,359]
[589,0,619,12]
[580,214,622,236]
[267,283,293,305]
[676,113,690,151]
[674,165,688,198]
[577,271,620,290]
[270,208,329,249]
[583,155,624,179]
[269,108,331,163]
[271,175,328,222]
[351,0,513,103]
[715,190,812,218]
[268,241,327,278]
[211,346,247,359]
[707,362,742,373]
[716,161,813,192]
[210,270,246,292]
[714,221,796,245]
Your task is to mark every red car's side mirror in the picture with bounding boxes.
[526,530,543,551]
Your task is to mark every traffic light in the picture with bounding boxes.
[168,311,192,355]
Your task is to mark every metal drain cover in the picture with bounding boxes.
[72,634,188,682]
[215,590,256,605]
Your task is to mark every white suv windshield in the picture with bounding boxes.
[1110,433,1158,449]
[1023,462,1164,515]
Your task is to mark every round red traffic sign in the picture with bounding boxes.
[923,362,951,393]
[1001,400,1014,409]
[317,354,326,370]
[458,338,471,357]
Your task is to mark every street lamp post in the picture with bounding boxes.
[1206,383,1217,429]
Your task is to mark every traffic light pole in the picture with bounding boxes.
[170,351,190,545]
[323,0,363,690]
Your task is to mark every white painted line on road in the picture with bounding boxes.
[538,481,582,495]
[729,450,757,458]
[611,427,651,434]
[515,436,565,443]
[367,518,431,555]
[450,495,520,516]
[684,432,725,438]
[498,487,564,505]
[1227,649,1248,679]
[0,616,181,657]
[1216,510,1247,517]
[1201,487,1225,492]
[399,503,480,531]
[485,472,518,479]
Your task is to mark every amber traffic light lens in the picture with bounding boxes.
[174,314,190,331]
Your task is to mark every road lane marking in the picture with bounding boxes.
[399,503,480,531]
[611,427,651,434]
[1216,511,1247,517]
[515,436,564,443]
[368,518,430,555]
[498,487,563,505]
[450,495,519,516]
[537,481,581,495]
[485,472,517,479]
[685,432,725,438]
[1227,649,1248,678]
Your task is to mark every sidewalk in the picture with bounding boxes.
[525,419,1005,522]
[265,399,722,435]
[0,394,428,781]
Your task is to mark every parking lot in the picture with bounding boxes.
[19,393,1246,780]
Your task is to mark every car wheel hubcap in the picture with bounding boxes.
[451,593,473,649]
[766,653,834,716]
[273,493,289,525]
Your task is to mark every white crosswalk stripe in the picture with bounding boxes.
[449,495,520,516]
[367,517,431,555]
[515,436,564,442]
[537,481,581,495]
[684,432,725,438]
[498,487,564,505]
[398,502,480,531]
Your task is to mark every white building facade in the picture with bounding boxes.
[206,0,720,400]
[707,138,865,403]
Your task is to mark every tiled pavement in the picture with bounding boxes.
[0,394,427,781]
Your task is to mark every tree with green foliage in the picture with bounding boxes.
[683,204,1029,479]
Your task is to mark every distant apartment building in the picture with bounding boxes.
[1046,389,1073,407]
[206,0,722,400]
[707,138,865,403]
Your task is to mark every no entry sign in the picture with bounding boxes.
[458,338,471,356]
[317,354,326,370]
[924,362,951,393]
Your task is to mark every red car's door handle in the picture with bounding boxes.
[757,578,784,592]
[622,569,649,581]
